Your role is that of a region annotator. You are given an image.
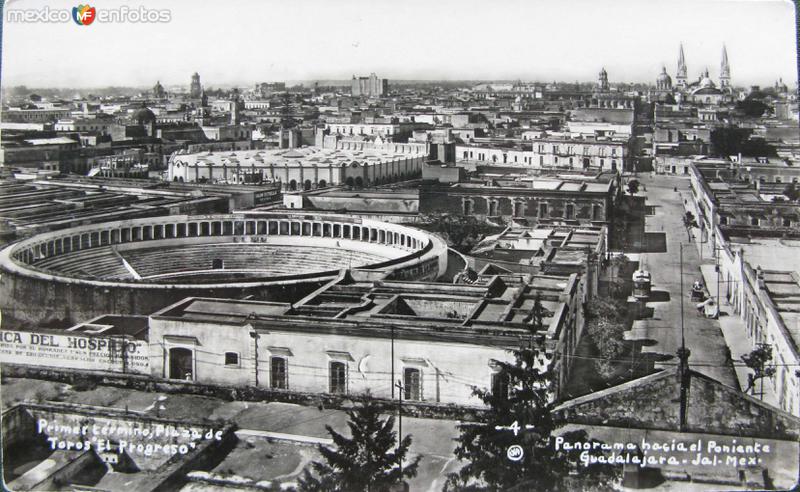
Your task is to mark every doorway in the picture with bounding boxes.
[169,347,193,380]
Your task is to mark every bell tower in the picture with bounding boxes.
[720,44,731,89]
[676,43,688,88]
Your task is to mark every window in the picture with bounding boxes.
[224,352,239,366]
[720,216,728,225]
[514,201,523,217]
[566,203,575,219]
[491,371,509,399]
[404,367,421,401]
[783,218,792,227]
[539,203,548,217]
[592,204,602,221]
[488,200,498,216]
[330,361,347,394]
[270,357,287,389]
[751,217,760,226]
[464,200,472,215]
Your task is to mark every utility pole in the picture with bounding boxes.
[680,243,685,350]
[716,250,721,306]
[395,379,404,479]
[249,331,260,387]
[391,325,395,399]
[795,370,800,487]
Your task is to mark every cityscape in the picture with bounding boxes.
[1,1,800,491]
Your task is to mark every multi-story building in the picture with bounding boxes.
[456,134,629,172]
[54,118,116,135]
[2,108,72,124]
[420,171,619,225]
[687,159,800,416]
[351,73,388,98]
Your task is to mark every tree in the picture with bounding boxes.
[444,330,620,490]
[584,297,629,378]
[709,127,777,158]
[297,399,420,492]
[736,97,771,118]
[626,179,640,196]
[742,344,777,400]
[415,214,504,254]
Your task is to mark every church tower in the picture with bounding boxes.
[676,43,687,87]
[597,67,609,92]
[720,44,731,89]
[230,89,242,126]
[190,72,202,99]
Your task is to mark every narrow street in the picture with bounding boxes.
[626,174,739,388]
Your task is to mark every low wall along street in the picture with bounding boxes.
[0,329,149,374]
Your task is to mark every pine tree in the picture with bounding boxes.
[297,399,421,492]
[444,333,620,490]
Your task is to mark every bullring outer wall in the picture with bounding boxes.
[0,212,448,327]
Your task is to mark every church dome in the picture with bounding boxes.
[656,66,672,89]
[132,105,156,124]
[698,68,715,89]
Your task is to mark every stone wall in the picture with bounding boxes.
[0,271,322,328]
[2,364,488,422]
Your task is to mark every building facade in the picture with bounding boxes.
[351,73,388,98]
[456,137,628,172]
[167,147,426,189]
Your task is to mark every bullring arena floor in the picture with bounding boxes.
[31,243,389,282]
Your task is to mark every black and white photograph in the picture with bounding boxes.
[0,0,799,490]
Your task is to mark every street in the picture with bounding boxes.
[627,174,738,388]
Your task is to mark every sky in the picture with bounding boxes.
[1,0,797,88]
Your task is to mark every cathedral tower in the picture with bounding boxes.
[676,43,687,87]
[720,44,730,89]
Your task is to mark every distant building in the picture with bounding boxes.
[152,80,166,99]
[351,73,388,98]
[1,108,72,124]
[252,82,286,99]
[168,146,425,189]
[457,134,629,172]
[669,43,733,104]
[190,72,202,99]
[656,66,672,91]
[420,171,619,225]
[596,67,609,92]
